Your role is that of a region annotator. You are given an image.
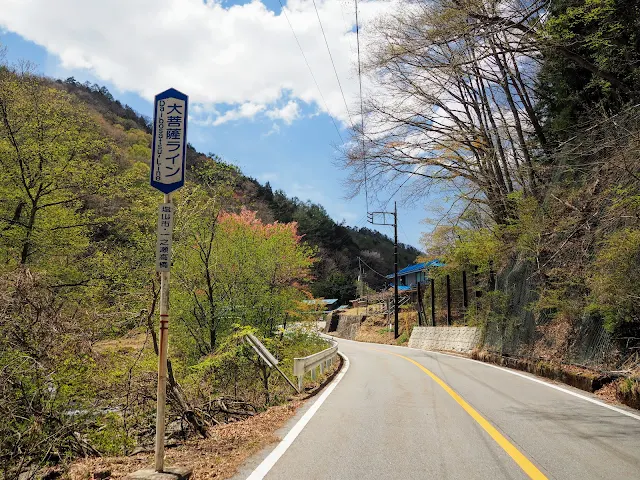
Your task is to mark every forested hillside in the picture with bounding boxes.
[60,75,419,303]
[0,62,419,478]
[6,0,640,474]
[343,0,640,371]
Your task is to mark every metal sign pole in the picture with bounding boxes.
[155,192,171,472]
[149,88,188,474]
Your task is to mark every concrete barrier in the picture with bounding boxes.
[325,311,340,333]
[408,326,481,353]
[334,315,364,340]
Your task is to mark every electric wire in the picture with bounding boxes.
[311,0,355,127]
[399,224,413,249]
[358,256,389,279]
[381,171,417,210]
[276,0,344,143]
[355,0,368,213]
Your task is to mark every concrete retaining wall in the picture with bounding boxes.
[408,326,481,353]
[333,315,365,340]
[325,311,340,333]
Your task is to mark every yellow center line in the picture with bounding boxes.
[374,348,548,480]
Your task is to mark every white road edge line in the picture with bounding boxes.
[245,352,351,480]
[430,350,640,422]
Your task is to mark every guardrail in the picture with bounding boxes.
[293,340,339,392]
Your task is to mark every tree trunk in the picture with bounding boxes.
[20,202,38,264]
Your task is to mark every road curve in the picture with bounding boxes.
[242,338,640,479]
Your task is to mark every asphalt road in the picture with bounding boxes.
[243,338,640,479]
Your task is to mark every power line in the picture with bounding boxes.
[358,256,388,279]
[399,224,414,249]
[276,0,344,143]
[311,0,355,127]
[381,171,416,210]
[355,0,368,213]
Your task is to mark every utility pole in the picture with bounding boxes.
[393,202,399,339]
[368,202,399,338]
[358,256,362,299]
[358,257,364,315]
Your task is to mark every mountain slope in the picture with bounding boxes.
[56,77,421,303]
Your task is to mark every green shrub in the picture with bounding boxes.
[588,228,640,331]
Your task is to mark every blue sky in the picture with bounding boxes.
[0,0,441,251]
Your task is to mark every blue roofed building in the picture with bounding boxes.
[302,298,340,312]
[385,260,443,290]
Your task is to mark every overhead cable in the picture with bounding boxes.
[311,0,355,127]
[355,0,369,213]
[277,0,344,142]
[358,256,389,279]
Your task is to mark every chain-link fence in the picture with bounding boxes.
[476,258,625,370]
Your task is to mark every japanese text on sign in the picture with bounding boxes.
[150,88,188,193]
[155,203,174,272]
[154,99,185,184]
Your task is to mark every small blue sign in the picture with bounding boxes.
[150,88,188,194]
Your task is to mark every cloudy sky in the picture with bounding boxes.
[0,0,437,251]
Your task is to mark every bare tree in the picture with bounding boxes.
[344,0,548,223]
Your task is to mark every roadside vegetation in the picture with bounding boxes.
[0,63,337,479]
[342,0,640,391]
[5,0,640,474]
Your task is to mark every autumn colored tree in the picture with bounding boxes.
[174,205,315,354]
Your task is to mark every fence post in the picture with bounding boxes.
[297,375,303,393]
[446,274,452,326]
[462,271,468,310]
[430,278,436,326]
[416,281,424,326]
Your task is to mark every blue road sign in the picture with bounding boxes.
[150,88,188,194]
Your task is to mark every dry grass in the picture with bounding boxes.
[343,302,388,316]
[532,317,573,361]
[67,401,301,480]
[595,379,619,404]
[92,331,148,354]
[66,358,343,480]
[353,311,417,346]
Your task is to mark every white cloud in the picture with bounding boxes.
[266,100,300,124]
[261,123,281,137]
[0,0,394,128]
[213,102,266,125]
